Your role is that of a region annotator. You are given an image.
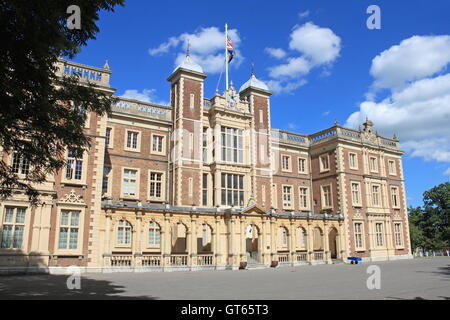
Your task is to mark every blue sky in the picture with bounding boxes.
[74,0,450,207]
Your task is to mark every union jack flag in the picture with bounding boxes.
[227,35,235,63]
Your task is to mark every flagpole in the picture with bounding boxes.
[225,23,229,91]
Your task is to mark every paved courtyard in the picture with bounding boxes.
[0,258,449,300]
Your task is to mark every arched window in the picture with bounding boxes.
[282,228,288,246]
[297,227,306,249]
[148,222,161,247]
[117,220,132,245]
[313,227,323,251]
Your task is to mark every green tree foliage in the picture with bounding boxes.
[0,0,124,203]
[409,182,450,250]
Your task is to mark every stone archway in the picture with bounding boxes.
[329,228,338,259]
[245,224,259,262]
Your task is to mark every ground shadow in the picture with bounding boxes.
[0,274,156,300]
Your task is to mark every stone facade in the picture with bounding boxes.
[0,57,412,273]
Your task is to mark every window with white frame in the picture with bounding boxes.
[221,127,243,163]
[320,154,330,172]
[281,227,288,246]
[351,182,361,206]
[102,167,111,195]
[1,207,26,249]
[11,153,30,176]
[349,153,358,169]
[202,224,208,247]
[299,187,309,210]
[202,174,208,206]
[354,223,364,249]
[122,169,138,198]
[298,158,307,173]
[149,172,163,200]
[283,186,293,209]
[369,156,378,172]
[189,93,195,109]
[106,127,112,147]
[372,185,381,206]
[221,173,244,207]
[117,220,132,245]
[152,135,164,154]
[148,222,161,247]
[375,223,384,247]
[66,149,83,181]
[394,223,403,247]
[58,210,80,250]
[321,185,332,208]
[391,186,400,208]
[126,131,139,150]
[388,160,397,175]
[282,155,291,171]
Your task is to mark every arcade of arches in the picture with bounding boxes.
[102,206,343,270]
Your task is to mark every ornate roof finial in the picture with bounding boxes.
[251,63,255,76]
[103,60,110,70]
[334,119,340,126]
[186,40,191,57]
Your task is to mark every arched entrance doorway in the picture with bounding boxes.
[246,224,259,262]
[329,228,338,259]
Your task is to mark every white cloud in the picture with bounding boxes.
[288,123,299,130]
[266,79,308,95]
[268,57,311,79]
[345,35,450,170]
[149,27,243,74]
[370,35,450,90]
[265,47,287,59]
[322,111,331,116]
[120,89,168,106]
[444,168,450,177]
[298,10,310,19]
[266,22,341,95]
[289,22,341,66]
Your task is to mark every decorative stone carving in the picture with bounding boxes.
[60,189,85,205]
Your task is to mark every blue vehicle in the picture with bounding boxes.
[347,257,362,265]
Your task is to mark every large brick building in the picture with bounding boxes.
[0,54,412,272]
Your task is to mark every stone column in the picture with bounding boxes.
[323,222,331,263]
[240,218,246,263]
[190,218,197,267]
[270,218,277,264]
[134,213,143,267]
[214,217,221,267]
[289,221,295,264]
[103,211,112,267]
[228,216,236,267]
[307,221,313,263]
[163,215,171,267]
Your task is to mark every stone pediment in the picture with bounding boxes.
[242,204,268,216]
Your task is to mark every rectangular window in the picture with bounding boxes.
[221,173,244,207]
[123,169,138,197]
[320,154,330,172]
[126,131,139,150]
[282,155,291,171]
[152,135,164,154]
[106,127,112,147]
[283,186,293,209]
[322,185,332,208]
[102,167,111,195]
[149,172,163,199]
[351,182,361,206]
[1,207,26,249]
[372,185,380,206]
[349,153,358,169]
[58,210,80,250]
[299,187,309,210]
[354,223,363,249]
[203,128,208,163]
[11,153,30,176]
[259,109,263,124]
[261,185,266,207]
[388,160,397,175]
[190,93,195,109]
[369,157,378,172]
[66,149,83,181]
[298,158,307,173]
[202,174,208,206]
[391,186,399,208]
[394,223,403,247]
[375,223,384,247]
[221,127,244,164]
